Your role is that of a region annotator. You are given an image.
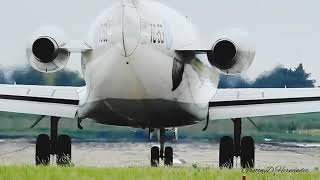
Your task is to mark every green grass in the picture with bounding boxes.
[0,166,318,180]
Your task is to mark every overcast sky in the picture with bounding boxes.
[1,0,320,83]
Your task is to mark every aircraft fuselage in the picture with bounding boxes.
[77,0,219,128]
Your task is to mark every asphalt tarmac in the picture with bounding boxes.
[0,139,319,169]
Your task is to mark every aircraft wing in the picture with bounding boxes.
[0,84,81,118]
[210,88,320,120]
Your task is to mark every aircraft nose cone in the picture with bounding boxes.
[121,3,141,57]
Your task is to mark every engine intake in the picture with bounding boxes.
[208,39,237,70]
[207,29,256,74]
[26,26,70,73]
[32,37,59,63]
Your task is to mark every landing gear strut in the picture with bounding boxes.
[151,128,173,167]
[35,116,72,166]
[219,118,255,169]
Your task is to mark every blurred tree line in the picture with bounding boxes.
[219,63,315,88]
[0,63,315,88]
[0,71,6,84]
[0,66,85,86]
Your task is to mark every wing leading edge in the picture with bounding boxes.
[210,88,320,120]
[0,84,81,118]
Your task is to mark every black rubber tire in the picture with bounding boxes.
[151,146,160,167]
[36,134,50,166]
[241,136,255,169]
[56,135,72,166]
[164,146,173,166]
[219,136,234,168]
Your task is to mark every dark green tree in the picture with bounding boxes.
[10,66,85,86]
[0,70,7,84]
[218,64,315,88]
[253,64,314,88]
[54,70,85,87]
[218,74,251,88]
[11,67,46,85]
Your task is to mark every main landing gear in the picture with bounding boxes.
[35,117,72,166]
[151,128,173,167]
[219,118,255,169]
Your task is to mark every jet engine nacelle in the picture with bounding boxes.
[207,29,256,74]
[26,26,70,73]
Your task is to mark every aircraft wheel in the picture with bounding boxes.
[164,146,173,166]
[56,135,72,166]
[240,136,255,169]
[151,146,160,167]
[219,136,234,168]
[36,134,50,166]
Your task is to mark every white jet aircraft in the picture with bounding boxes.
[1,0,320,168]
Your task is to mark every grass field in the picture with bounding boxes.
[0,166,318,180]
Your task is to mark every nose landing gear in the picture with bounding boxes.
[150,128,173,167]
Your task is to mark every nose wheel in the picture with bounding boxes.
[150,128,174,167]
[151,146,160,167]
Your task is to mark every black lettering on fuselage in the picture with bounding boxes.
[150,23,165,44]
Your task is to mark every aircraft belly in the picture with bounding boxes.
[82,98,207,128]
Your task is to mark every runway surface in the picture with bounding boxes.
[0,139,319,169]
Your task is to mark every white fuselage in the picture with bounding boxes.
[77,0,220,128]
